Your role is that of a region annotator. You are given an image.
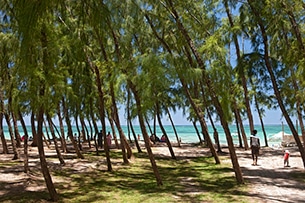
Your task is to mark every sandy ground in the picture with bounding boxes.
[151,144,305,203]
[0,142,305,203]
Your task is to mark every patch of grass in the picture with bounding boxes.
[0,149,251,203]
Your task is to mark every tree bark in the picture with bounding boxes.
[129,80,163,186]
[224,0,254,134]
[167,0,243,183]
[62,98,84,159]
[248,0,305,168]
[0,88,8,154]
[156,103,176,159]
[47,115,65,165]
[18,110,29,173]
[57,103,67,153]
[37,107,58,201]
[165,107,181,147]
[4,113,19,160]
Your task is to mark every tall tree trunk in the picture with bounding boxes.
[233,102,249,149]
[129,118,142,153]
[30,112,38,147]
[37,106,58,201]
[206,108,222,153]
[11,112,21,148]
[87,58,112,171]
[224,0,254,134]
[165,107,181,147]
[284,4,305,147]
[192,121,204,144]
[43,119,51,145]
[110,82,131,162]
[57,103,67,153]
[126,89,133,142]
[62,98,84,159]
[254,95,268,147]
[75,115,81,148]
[156,103,176,159]
[181,78,220,165]
[80,116,90,148]
[129,81,163,185]
[167,0,243,183]
[234,109,243,148]
[0,109,8,154]
[109,117,119,149]
[47,114,65,165]
[89,102,99,139]
[248,0,305,168]
[38,26,58,200]
[18,110,29,173]
[4,113,19,160]
[145,116,153,136]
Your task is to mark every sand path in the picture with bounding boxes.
[0,143,304,202]
[152,144,305,203]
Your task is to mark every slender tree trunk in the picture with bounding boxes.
[75,119,81,152]
[167,0,243,183]
[47,115,65,165]
[37,27,58,201]
[109,117,119,149]
[37,107,58,201]
[80,116,90,148]
[224,0,254,134]
[57,103,67,153]
[62,98,84,159]
[43,119,51,145]
[89,104,99,139]
[254,95,268,147]
[0,91,8,154]
[207,108,222,152]
[126,89,133,142]
[30,112,38,147]
[18,110,29,173]
[79,116,87,142]
[192,121,204,144]
[233,102,249,149]
[4,113,19,160]
[248,0,305,168]
[145,116,153,136]
[129,118,142,153]
[110,82,131,162]
[181,78,220,164]
[88,59,112,171]
[129,80,163,185]
[11,112,21,148]
[234,110,243,148]
[165,107,181,147]
[156,103,176,159]
[284,4,305,147]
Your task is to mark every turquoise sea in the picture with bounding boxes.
[1,124,296,146]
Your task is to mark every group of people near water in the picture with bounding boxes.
[149,134,166,144]
[97,130,112,148]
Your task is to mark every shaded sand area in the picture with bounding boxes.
[0,142,304,202]
[151,144,305,203]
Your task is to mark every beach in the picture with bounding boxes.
[0,140,304,202]
[151,143,305,203]
[2,124,293,146]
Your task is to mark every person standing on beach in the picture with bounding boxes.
[250,129,260,166]
[284,150,290,167]
[106,131,112,147]
[98,130,103,148]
